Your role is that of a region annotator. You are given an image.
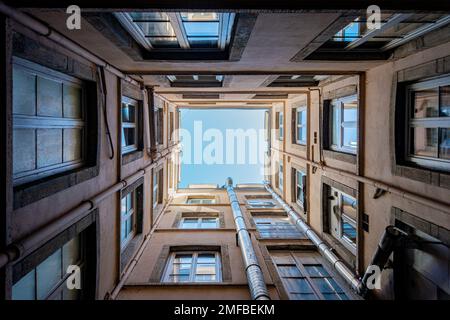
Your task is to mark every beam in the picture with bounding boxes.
[345,13,413,50]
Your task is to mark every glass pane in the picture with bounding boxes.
[195,274,216,282]
[63,84,82,119]
[414,88,439,118]
[313,278,338,294]
[121,197,127,216]
[181,218,198,228]
[13,67,36,115]
[120,218,126,243]
[290,293,317,300]
[343,21,359,41]
[201,218,218,228]
[285,278,314,293]
[122,104,135,123]
[168,275,190,282]
[148,37,179,48]
[440,128,450,160]
[173,263,192,275]
[183,22,219,37]
[12,270,36,300]
[343,126,357,149]
[63,236,80,271]
[126,193,133,212]
[36,249,62,299]
[332,104,340,145]
[188,37,218,48]
[37,76,62,117]
[197,254,216,264]
[173,254,193,264]
[13,128,36,174]
[138,21,175,37]
[122,127,136,147]
[37,129,63,168]
[304,264,329,277]
[277,265,302,277]
[196,263,216,275]
[63,128,82,162]
[126,216,133,236]
[441,86,450,117]
[181,12,219,21]
[129,12,170,22]
[342,220,357,244]
[412,127,438,158]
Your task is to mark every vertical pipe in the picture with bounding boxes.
[226,178,270,300]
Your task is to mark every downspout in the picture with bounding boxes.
[226,178,270,300]
[265,182,410,298]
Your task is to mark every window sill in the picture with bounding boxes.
[393,163,450,190]
[323,149,357,165]
[13,164,99,210]
[122,150,144,165]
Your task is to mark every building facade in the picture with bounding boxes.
[0,2,449,301]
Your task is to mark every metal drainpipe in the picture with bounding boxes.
[264,182,362,293]
[226,178,270,300]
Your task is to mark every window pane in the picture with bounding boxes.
[304,264,329,277]
[36,250,62,299]
[181,12,219,21]
[122,104,135,123]
[195,263,216,275]
[135,21,175,37]
[37,129,63,168]
[62,236,80,271]
[37,77,62,117]
[181,218,198,228]
[148,37,179,48]
[290,293,317,300]
[129,12,170,21]
[285,278,314,293]
[63,84,82,119]
[173,263,192,275]
[63,128,82,162]
[122,127,136,147]
[168,275,190,282]
[412,127,438,158]
[414,88,439,118]
[13,67,36,115]
[278,265,302,277]
[441,86,450,117]
[13,128,36,174]
[183,22,219,37]
[173,254,193,264]
[12,270,36,300]
[440,128,450,160]
[332,104,340,145]
[195,274,216,282]
[342,220,357,244]
[197,254,216,264]
[312,278,336,293]
[201,218,218,228]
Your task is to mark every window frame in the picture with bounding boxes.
[279,163,284,192]
[186,197,216,204]
[121,96,139,155]
[295,106,307,145]
[405,75,450,172]
[162,251,222,283]
[294,168,307,208]
[278,112,284,141]
[120,190,137,250]
[179,216,220,229]
[12,59,88,186]
[329,94,358,155]
[254,215,303,239]
[153,169,160,209]
[247,199,276,209]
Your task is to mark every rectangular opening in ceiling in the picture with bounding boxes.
[167,75,224,87]
[268,75,320,87]
[304,13,450,60]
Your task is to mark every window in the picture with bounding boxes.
[254,215,303,239]
[247,199,276,208]
[186,197,215,204]
[153,169,163,208]
[333,19,360,42]
[294,107,307,145]
[405,76,450,171]
[162,252,221,283]
[278,163,284,192]
[121,96,139,154]
[330,95,358,154]
[156,107,164,145]
[327,187,357,254]
[12,59,86,185]
[167,75,224,88]
[12,234,84,300]
[179,217,219,229]
[121,191,136,249]
[271,251,349,300]
[293,169,307,207]
[115,12,235,51]
[277,112,284,140]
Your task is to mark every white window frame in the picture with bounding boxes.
[162,251,222,283]
[328,187,357,254]
[186,197,216,204]
[279,112,284,140]
[121,191,136,250]
[247,199,276,208]
[330,95,358,154]
[405,75,450,171]
[295,169,306,207]
[279,163,284,192]
[121,96,139,155]
[254,216,303,239]
[295,107,307,145]
[153,170,159,209]
[179,217,219,229]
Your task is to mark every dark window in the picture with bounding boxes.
[156,108,164,145]
[12,59,87,185]
[405,76,450,171]
[121,96,139,154]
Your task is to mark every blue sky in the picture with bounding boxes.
[179,109,267,188]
